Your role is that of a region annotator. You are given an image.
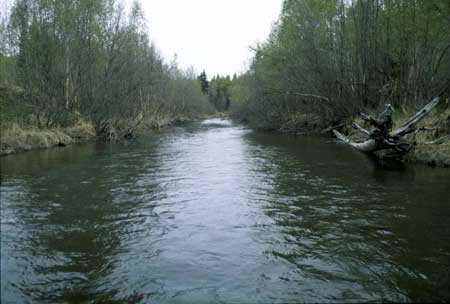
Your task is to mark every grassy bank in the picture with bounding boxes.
[411,143,450,168]
[403,107,450,167]
[0,114,201,157]
[2,105,448,168]
[0,122,96,156]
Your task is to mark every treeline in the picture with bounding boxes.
[197,71,235,112]
[0,0,212,140]
[230,0,450,131]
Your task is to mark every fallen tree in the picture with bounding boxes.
[333,97,441,160]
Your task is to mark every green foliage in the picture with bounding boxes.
[231,0,450,131]
[209,75,232,112]
[2,0,211,140]
[0,84,31,130]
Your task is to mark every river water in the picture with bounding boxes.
[1,118,450,303]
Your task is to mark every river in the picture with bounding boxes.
[1,118,450,303]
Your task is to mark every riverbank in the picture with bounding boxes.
[0,122,96,156]
[405,106,450,167]
[0,115,203,157]
[3,111,448,168]
[232,104,450,168]
[411,143,450,168]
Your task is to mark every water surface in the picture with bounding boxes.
[1,118,450,303]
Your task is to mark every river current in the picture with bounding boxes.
[1,118,450,303]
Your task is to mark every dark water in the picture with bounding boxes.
[1,118,450,303]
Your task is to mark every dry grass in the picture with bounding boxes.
[0,121,96,156]
[0,113,189,156]
[401,105,450,167]
[410,142,450,167]
[64,121,96,141]
[141,114,192,129]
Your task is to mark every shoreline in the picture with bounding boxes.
[2,116,449,169]
[0,122,96,157]
[0,115,199,157]
[231,112,450,169]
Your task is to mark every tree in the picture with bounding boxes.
[4,0,212,139]
[208,75,232,112]
[197,70,209,94]
[231,0,450,132]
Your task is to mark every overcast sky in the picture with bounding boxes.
[138,0,283,78]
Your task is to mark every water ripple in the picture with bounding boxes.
[1,119,450,303]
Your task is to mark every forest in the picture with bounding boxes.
[0,0,212,153]
[229,0,450,135]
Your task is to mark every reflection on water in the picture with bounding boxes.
[1,118,450,303]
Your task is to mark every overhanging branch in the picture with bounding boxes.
[265,87,329,101]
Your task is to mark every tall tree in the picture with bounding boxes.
[197,70,209,94]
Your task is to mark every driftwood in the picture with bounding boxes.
[333,97,441,159]
[320,122,347,135]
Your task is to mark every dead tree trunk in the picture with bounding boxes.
[333,97,440,159]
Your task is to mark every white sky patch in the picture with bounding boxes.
[138,0,283,77]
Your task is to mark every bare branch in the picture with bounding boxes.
[283,92,330,102]
[414,126,436,133]
[265,88,329,101]
[333,130,377,152]
[392,97,440,137]
[426,133,450,145]
[320,122,347,134]
[352,122,370,136]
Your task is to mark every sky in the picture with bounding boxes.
[138,0,283,78]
